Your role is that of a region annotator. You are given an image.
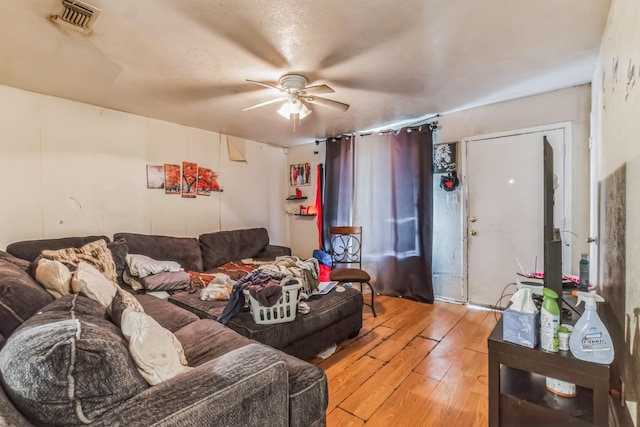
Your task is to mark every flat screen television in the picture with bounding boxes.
[543,136,563,312]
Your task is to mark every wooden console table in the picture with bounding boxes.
[488,318,610,426]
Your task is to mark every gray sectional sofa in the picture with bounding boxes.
[0,229,364,426]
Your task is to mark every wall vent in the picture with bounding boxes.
[51,0,101,34]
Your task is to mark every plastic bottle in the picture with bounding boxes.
[569,291,614,364]
[540,287,560,352]
[579,254,590,290]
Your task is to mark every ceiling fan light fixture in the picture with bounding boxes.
[277,99,311,120]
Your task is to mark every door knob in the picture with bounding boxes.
[470,229,477,236]
[470,216,477,223]
[586,237,597,244]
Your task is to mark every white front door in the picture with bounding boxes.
[464,125,568,307]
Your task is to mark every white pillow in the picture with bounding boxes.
[120,309,191,385]
[125,254,183,278]
[35,258,72,299]
[71,262,118,308]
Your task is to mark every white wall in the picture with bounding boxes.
[435,84,592,300]
[0,85,288,249]
[592,0,640,423]
[285,142,326,258]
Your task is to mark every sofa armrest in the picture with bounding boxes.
[94,344,289,427]
[256,244,291,260]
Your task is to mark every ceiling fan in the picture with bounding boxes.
[242,74,350,121]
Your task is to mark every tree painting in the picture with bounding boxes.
[164,164,181,194]
[197,167,212,196]
[182,161,198,198]
[198,167,222,195]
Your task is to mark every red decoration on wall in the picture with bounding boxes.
[315,164,324,250]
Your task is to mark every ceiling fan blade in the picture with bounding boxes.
[305,96,350,112]
[242,97,286,111]
[246,79,282,91]
[303,84,335,95]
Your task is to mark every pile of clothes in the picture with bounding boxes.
[218,256,319,324]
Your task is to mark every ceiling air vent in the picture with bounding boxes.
[51,0,102,34]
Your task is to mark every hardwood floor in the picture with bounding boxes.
[309,295,498,427]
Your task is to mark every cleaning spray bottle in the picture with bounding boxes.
[569,291,614,364]
[540,288,560,352]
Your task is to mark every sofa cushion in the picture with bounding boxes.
[136,294,199,332]
[175,319,327,427]
[107,238,129,287]
[0,294,148,426]
[0,259,54,337]
[199,228,269,270]
[114,232,204,272]
[170,286,363,353]
[0,250,31,272]
[6,235,110,262]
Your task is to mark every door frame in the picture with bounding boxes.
[460,122,573,303]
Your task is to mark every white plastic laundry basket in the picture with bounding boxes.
[243,281,302,324]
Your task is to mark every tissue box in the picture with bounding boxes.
[502,308,540,348]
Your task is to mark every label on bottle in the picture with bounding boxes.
[540,307,559,352]
[581,329,611,352]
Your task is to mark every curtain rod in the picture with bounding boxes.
[315,114,441,145]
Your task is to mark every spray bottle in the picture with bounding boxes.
[540,288,560,352]
[569,291,614,364]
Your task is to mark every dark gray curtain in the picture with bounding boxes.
[324,128,434,303]
[322,136,354,251]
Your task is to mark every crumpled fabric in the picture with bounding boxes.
[219,269,287,325]
[257,256,319,294]
[248,279,283,307]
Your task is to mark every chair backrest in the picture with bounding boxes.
[329,226,363,269]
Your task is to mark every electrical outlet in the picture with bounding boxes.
[446,193,458,204]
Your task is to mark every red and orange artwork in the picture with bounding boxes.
[164,164,181,194]
[182,161,198,198]
[197,167,212,196]
[198,167,223,194]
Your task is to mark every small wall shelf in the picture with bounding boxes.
[294,213,317,217]
[286,196,308,201]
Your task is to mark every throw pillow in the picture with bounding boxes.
[42,239,118,284]
[71,262,118,309]
[34,258,72,299]
[107,239,129,287]
[126,254,182,279]
[140,271,191,292]
[0,295,148,426]
[108,287,145,328]
[165,327,189,366]
[120,308,191,385]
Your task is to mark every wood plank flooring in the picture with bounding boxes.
[309,295,499,427]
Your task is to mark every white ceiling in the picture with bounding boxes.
[0,0,611,147]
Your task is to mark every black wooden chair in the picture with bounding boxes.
[329,226,377,317]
